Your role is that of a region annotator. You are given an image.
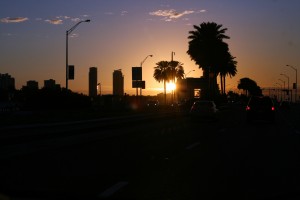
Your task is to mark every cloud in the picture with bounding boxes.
[1,17,29,23]
[197,9,207,13]
[70,33,79,38]
[149,9,194,21]
[2,33,16,36]
[121,11,128,16]
[71,18,81,22]
[45,19,63,25]
[104,12,114,15]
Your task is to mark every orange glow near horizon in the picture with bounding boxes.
[166,82,176,92]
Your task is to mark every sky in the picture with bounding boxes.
[1,0,300,96]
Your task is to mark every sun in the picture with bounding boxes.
[166,82,176,92]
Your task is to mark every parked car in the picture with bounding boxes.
[246,96,276,122]
[189,100,218,120]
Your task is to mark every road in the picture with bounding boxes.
[1,105,300,200]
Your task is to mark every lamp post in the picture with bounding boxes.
[278,79,285,90]
[287,64,298,102]
[140,54,153,96]
[184,70,195,78]
[66,19,90,90]
[278,78,285,99]
[280,73,290,101]
[184,70,195,100]
[276,82,282,101]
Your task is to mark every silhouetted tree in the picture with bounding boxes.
[154,61,185,104]
[154,61,169,105]
[219,54,237,94]
[168,61,185,82]
[237,77,262,96]
[187,22,230,99]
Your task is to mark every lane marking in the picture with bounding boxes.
[186,142,200,150]
[99,181,128,198]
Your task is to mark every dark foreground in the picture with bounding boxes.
[1,104,300,199]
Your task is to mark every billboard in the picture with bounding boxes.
[132,67,142,80]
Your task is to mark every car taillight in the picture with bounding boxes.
[246,106,250,111]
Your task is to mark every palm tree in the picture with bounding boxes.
[154,61,169,104]
[237,77,262,96]
[154,61,185,104]
[187,22,230,99]
[168,61,185,102]
[219,54,237,94]
[168,61,185,82]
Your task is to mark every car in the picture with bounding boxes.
[189,100,218,120]
[246,96,276,122]
[145,100,160,110]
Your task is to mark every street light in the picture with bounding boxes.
[66,19,90,90]
[278,79,286,100]
[276,82,283,101]
[183,70,195,100]
[280,73,289,90]
[184,70,195,78]
[140,54,153,95]
[280,73,290,101]
[278,78,285,90]
[287,64,298,102]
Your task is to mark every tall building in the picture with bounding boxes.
[89,67,98,97]
[113,69,124,96]
[0,73,15,90]
[44,79,61,90]
[26,80,39,90]
[44,79,56,89]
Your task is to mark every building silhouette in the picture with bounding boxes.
[0,73,15,90]
[89,67,98,97]
[44,79,60,90]
[26,80,39,90]
[113,69,124,96]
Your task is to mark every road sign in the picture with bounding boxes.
[132,80,145,89]
[132,67,142,80]
[68,65,74,80]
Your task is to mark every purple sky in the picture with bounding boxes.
[1,0,300,95]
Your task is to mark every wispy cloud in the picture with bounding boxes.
[1,17,29,23]
[121,11,128,16]
[2,33,16,36]
[71,18,81,22]
[197,9,207,13]
[104,12,114,15]
[149,9,194,21]
[69,33,79,38]
[45,19,63,25]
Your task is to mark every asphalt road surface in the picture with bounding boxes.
[1,104,300,200]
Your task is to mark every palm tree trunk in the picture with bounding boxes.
[223,75,226,95]
[220,75,223,94]
[164,80,167,105]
